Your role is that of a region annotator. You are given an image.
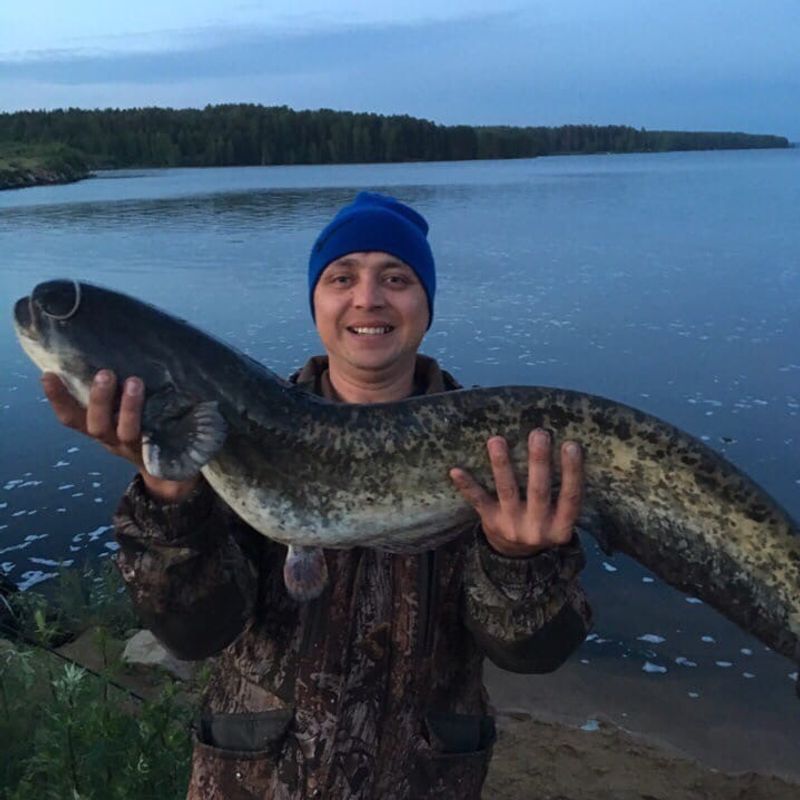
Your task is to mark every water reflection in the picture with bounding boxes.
[1,151,799,749]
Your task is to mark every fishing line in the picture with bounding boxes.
[43,280,82,320]
[0,600,146,704]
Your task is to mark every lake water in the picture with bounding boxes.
[1,149,799,771]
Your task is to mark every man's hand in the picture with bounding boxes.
[42,370,199,503]
[449,429,583,557]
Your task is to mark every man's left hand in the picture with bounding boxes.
[449,429,584,557]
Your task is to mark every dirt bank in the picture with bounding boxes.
[485,712,800,800]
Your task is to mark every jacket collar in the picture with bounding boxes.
[290,354,461,400]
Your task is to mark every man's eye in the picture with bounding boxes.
[385,274,409,285]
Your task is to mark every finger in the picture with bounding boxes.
[86,370,118,441]
[526,429,552,516]
[551,441,584,540]
[487,436,520,510]
[449,467,494,515]
[117,377,144,444]
[41,372,87,431]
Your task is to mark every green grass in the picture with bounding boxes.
[1,566,198,799]
[0,142,90,187]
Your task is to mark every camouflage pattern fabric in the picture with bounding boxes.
[114,355,592,799]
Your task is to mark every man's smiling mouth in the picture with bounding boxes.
[347,326,395,335]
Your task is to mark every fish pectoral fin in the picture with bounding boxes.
[141,400,227,480]
[283,545,328,602]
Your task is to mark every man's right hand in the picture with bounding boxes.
[42,369,200,503]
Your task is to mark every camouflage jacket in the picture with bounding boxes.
[114,355,592,800]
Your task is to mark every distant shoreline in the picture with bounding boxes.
[0,144,92,191]
[0,106,790,189]
[2,143,794,192]
[0,165,92,191]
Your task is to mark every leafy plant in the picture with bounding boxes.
[0,565,197,798]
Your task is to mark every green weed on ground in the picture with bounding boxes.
[0,565,197,799]
[0,142,90,188]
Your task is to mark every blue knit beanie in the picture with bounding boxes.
[308,192,436,327]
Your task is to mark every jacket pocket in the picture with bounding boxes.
[410,713,495,799]
[187,710,293,800]
[425,711,496,754]
[198,709,293,752]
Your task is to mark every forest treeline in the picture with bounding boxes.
[0,105,790,169]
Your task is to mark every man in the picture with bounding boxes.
[43,192,592,799]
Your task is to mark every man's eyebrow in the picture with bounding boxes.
[329,256,410,269]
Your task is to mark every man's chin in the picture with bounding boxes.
[348,356,397,372]
[342,348,407,374]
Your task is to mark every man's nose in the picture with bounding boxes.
[352,278,385,308]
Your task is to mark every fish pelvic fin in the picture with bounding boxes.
[141,400,227,480]
[283,545,329,602]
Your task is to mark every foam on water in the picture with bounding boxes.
[17,570,57,590]
[2,152,799,756]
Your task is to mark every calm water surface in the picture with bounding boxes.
[1,150,799,757]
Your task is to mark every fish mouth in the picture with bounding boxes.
[12,294,57,375]
[13,280,83,340]
[13,295,37,341]
[13,281,93,396]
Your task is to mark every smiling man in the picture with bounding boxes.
[42,191,592,799]
[307,193,436,405]
[310,249,429,402]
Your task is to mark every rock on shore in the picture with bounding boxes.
[0,162,90,190]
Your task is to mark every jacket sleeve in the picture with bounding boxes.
[113,474,269,661]
[462,527,592,673]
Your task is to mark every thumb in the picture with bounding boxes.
[41,372,87,432]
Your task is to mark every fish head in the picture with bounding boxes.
[13,279,174,405]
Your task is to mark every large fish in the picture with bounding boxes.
[12,280,800,687]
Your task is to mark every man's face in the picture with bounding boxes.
[313,251,429,378]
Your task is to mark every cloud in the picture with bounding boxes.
[0,12,516,85]
[0,2,797,138]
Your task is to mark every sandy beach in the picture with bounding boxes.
[485,713,800,800]
[55,627,800,799]
[484,655,800,799]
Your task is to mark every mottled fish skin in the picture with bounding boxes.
[12,280,800,671]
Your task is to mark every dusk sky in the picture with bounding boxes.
[1,1,798,140]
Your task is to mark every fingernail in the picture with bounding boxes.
[565,442,581,459]
[533,429,549,446]
[125,378,142,396]
[488,437,505,455]
[94,370,111,385]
